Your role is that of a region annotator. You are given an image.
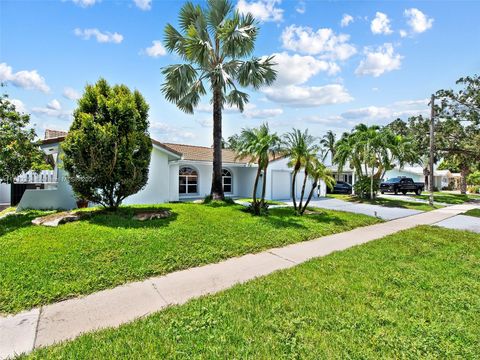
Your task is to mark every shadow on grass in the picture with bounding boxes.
[260,207,348,229]
[84,206,179,229]
[0,211,47,237]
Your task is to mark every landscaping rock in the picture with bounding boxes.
[132,210,172,221]
[32,212,84,227]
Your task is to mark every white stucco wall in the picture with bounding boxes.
[0,183,10,204]
[124,147,171,205]
[17,168,77,211]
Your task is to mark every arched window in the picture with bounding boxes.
[222,169,232,193]
[179,167,198,195]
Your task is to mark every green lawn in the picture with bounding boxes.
[25,226,480,359]
[415,192,480,204]
[0,206,16,217]
[327,194,441,211]
[0,203,380,314]
[236,198,287,205]
[464,209,480,218]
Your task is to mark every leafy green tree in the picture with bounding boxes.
[0,93,44,205]
[283,129,319,213]
[435,75,480,193]
[62,79,152,210]
[234,123,281,215]
[162,0,277,200]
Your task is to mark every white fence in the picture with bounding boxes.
[15,170,57,184]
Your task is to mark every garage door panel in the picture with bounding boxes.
[272,171,291,200]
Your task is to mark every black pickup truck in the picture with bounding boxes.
[380,177,425,195]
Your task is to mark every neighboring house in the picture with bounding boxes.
[4,130,325,210]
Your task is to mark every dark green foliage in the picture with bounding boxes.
[0,93,44,193]
[353,176,380,199]
[62,79,152,209]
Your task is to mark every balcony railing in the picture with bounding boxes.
[15,170,57,184]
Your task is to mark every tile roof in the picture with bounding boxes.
[45,129,68,140]
[162,143,248,163]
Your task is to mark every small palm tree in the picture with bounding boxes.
[283,129,318,212]
[235,123,281,214]
[320,130,337,164]
[300,159,335,215]
[162,0,277,200]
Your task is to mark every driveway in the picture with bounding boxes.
[288,198,423,220]
[434,214,480,233]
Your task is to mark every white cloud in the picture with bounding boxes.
[355,43,402,77]
[63,87,81,100]
[340,14,354,27]
[196,103,240,114]
[150,121,196,141]
[262,84,353,107]
[74,28,123,44]
[281,25,356,60]
[399,30,408,38]
[32,99,72,120]
[243,107,283,119]
[268,52,340,87]
[236,0,283,22]
[340,99,429,123]
[295,1,306,14]
[143,40,166,58]
[195,117,213,128]
[71,0,98,7]
[404,8,433,34]
[371,12,393,35]
[10,99,27,113]
[0,62,50,93]
[133,0,151,10]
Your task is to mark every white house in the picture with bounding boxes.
[6,131,324,211]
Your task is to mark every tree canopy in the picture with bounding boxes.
[62,79,152,209]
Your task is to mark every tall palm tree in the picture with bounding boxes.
[301,159,335,215]
[283,129,318,212]
[235,123,281,214]
[162,0,277,200]
[320,130,337,170]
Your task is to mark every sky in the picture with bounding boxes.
[1,0,479,146]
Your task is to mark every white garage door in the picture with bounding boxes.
[272,171,291,200]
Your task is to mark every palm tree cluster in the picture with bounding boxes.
[334,124,415,199]
[162,0,277,201]
[234,125,335,216]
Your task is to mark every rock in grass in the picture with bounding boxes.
[32,212,84,227]
[132,210,172,221]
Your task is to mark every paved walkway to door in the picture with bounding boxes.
[0,204,478,359]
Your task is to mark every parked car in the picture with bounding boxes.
[328,181,353,194]
[380,177,424,195]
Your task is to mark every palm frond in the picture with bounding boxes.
[237,56,277,89]
[226,89,249,112]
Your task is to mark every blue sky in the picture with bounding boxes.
[1,0,479,145]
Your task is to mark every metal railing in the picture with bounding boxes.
[14,170,57,184]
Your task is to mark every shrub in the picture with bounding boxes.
[467,171,480,185]
[62,79,152,210]
[467,185,480,194]
[354,176,380,199]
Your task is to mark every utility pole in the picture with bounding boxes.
[429,94,435,206]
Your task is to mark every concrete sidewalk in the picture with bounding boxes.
[0,204,477,359]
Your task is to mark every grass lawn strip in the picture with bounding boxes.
[236,198,287,205]
[415,192,480,204]
[0,203,380,314]
[328,194,441,212]
[463,208,480,218]
[25,226,480,359]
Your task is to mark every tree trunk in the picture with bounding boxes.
[298,168,308,212]
[460,166,469,195]
[291,165,299,211]
[370,166,374,200]
[9,179,14,207]
[260,162,268,207]
[252,166,261,204]
[301,180,318,215]
[211,86,224,200]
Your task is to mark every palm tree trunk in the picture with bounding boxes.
[291,166,299,211]
[301,180,318,215]
[211,86,224,200]
[252,166,261,204]
[298,168,308,211]
[370,165,374,200]
[260,161,268,206]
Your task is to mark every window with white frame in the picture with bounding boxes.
[222,169,232,193]
[179,167,198,195]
